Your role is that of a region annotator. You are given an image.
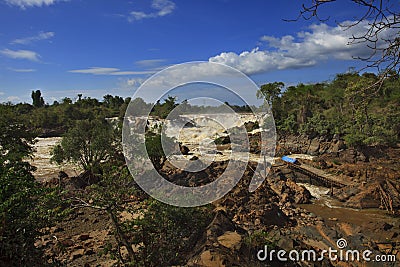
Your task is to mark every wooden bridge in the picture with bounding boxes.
[281,156,350,188]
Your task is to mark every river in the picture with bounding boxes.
[29,137,81,182]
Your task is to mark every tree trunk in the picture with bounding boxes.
[107,208,136,263]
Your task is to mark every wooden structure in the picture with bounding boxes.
[281,156,349,188]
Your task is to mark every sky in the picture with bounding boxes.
[0,0,380,104]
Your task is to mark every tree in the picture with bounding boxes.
[294,0,400,80]
[52,119,117,173]
[129,200,212,266]
[61,97,72,105]
[150,96,177,119]
[103,94,124,109]
[31,89,44,108]
[0,106,59,265]
[257,82,284,106]
[145,131,175,170]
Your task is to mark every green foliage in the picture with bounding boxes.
[150,96,178,119]
[257,72,400,147]
[244,230,276,248]
[128,199,212,267]
[0,106,60,266]
[51,119,117,172]
[31,89,44,108]
[145,131,175,170]
[257,82,284,105]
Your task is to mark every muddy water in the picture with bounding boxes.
[29,137,81,182]
[298,182,399,229]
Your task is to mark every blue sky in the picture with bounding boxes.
[0,0,374,104]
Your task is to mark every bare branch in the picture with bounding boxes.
[292,0,400,80]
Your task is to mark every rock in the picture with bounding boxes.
[58,171,69,180]
[214,135,230,145]
[183,121,196,128]
[179,144,190,155]
[356,152,368,162]
[330,140,346,152]
[51,226,64,233]
[70,248,85,261]
[307,138,320,155]
[84,249,95,255]
[277,237,294,250]
[285,180,312,204]
[217,231,242,250]
[198,250,225,267]
[244,121,259,132]
[383,223,394,231]
[60,238,74,247]
[377,243,393,253]
[78,234,90,241]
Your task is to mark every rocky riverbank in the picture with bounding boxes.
[32,125,400,266]
[37,155,400,266]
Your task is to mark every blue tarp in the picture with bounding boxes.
[281,156,297,164]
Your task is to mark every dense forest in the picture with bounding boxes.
[260,72,400,147]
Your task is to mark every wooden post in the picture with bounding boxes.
[263,155,267,179]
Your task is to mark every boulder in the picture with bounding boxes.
[307,138,320,155]
[179,143,190,155]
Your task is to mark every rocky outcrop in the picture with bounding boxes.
[179,143,191,155]
[186,210,246,267]
[276,134,349,156]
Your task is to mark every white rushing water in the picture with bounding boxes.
[29,137,81,181]
[298,182,348,209]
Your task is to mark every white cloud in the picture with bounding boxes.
[69,67,119,75]
[5,0,61,8]
[135,59,166,67]
[68,67,155,76]
[128,0,175,21]
[209,21,388,75]
[126,78,145,87]
[6,96,21,102]
[0,92,4,96]
[8,68,36,72]
[11,31,54,45]
[0,49,40,61]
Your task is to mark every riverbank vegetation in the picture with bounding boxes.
[259,72,400,147]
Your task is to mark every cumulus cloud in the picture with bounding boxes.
[209,21,384,75]
[128,0,175,21]
[126,78,145,87]
[0,49,40,61]
[5,0,61,8]
[11,31,54,45]
[68,67,155,76]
